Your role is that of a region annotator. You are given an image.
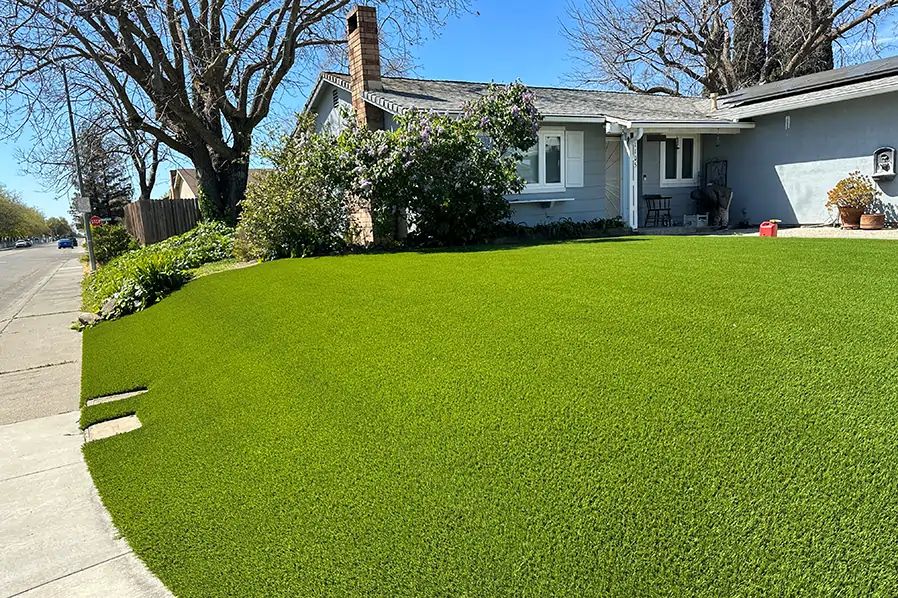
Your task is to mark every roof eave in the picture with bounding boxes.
[717,77,898,119]
[358,95,610,123]
[605,115,753,129]
[542,115,606,123]
[303,73,352,115]
[634,120,755,129]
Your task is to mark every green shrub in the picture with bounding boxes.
[84,251,190,318]
[90,224,139,264]
[82,222,235,319]
[235,116,350,260]
[146,220,235,267]
[236,82,542,256]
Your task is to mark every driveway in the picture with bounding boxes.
[0,243,171,597]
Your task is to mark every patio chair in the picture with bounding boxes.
[644,195,672,227]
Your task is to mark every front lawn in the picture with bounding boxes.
[82,237,898,597]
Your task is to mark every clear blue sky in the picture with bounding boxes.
[410,3,575,85]
[1,2,894,220]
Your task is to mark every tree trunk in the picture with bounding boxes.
[191,131,252,224]
[704,14,730,94]
[732,0,766,87]
[793,0,834,77]
[768,0,834,80]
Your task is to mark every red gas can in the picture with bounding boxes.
[759,221,778,237]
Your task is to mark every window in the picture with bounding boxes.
[518,130,565,192]
[660,136,699,187]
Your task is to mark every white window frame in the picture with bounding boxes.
[520,128,566,193]
[659,135,700,188]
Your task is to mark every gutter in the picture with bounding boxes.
[604,114,754,130]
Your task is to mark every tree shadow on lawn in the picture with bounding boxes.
[398,236,651,256]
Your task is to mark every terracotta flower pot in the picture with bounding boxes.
[838,206,865,229]
[860,213,885,230]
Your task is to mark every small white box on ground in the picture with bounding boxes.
[683,213,708,228]
[683,214,710,228]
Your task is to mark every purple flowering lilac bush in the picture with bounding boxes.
[236,82,541,257]
[340,81,542,245]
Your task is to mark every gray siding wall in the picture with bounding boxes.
[312,85,353,134]
[507,123,611,226]
[311,83,399,133]
[708,92,898,225]
[638,138,702,226]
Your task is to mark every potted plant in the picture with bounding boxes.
[826,171,881,230]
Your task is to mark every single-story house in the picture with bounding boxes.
[306,5,898,231]
[170,169,201,200]
[169,168,270,201]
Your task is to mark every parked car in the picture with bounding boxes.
[25,239,33,246]
[57,238,74,249]
[70,237,78,247]
[15,239,28,248]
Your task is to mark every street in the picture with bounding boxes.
[0,242,171,597]
[0,243,80,325]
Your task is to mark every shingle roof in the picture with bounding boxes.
[321,72,733,124]
[719,54,898,109]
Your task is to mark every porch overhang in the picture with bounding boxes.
[605,116,754,135]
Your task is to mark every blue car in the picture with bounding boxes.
[57,238,74,249]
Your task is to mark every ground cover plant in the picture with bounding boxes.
[81,237,898,597]
[82,221,234,318]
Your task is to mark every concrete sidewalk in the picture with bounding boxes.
[0,252,171,597]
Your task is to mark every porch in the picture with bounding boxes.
[609,119,754,231]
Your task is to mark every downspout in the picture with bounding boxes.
[627,127,644,231]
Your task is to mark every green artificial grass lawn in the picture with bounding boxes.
[82,237,898,597]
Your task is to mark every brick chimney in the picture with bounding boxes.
[347,5,385,130]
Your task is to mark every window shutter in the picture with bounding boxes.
[565,131,584,188]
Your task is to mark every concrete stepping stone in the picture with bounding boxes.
[83,415,141,443]
[85,389,147,407]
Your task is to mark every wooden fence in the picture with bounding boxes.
[124,198,202,245]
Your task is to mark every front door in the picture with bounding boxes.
[604,138,622,218]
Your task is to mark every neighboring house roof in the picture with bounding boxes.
[170,168,200,196]
[717,55,898,119]
[169,168,270,197]
[312,72,745,127]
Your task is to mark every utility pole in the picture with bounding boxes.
[62,68,96,272]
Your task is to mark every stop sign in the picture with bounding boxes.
[89,215,102,227]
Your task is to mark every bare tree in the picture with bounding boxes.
[564,0,898,96]
[731,0,766,87]
[17,63,168,202]
[0,0,469,222]
[767,0,835,79]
